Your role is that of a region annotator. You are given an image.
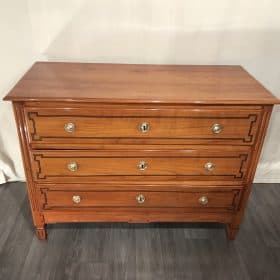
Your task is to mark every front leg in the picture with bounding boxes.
[35,226,47,240]
[226,223,239,240]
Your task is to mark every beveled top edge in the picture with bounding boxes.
[3,62,280,105]
[4,96,280,105]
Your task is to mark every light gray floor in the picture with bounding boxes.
[0,182,279,280]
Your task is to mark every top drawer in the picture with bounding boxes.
[24,104,262,147]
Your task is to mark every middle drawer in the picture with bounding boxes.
[31,150,250,183]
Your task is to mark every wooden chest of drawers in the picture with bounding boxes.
[4,62,279,240]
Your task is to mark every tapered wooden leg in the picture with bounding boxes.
[36,226,47,240]
[226,224,239,240]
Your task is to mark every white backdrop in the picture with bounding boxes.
[1,0,280,183]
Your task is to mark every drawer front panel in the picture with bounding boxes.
[26,106,261,145]
[40,189,241,210]
[32,150,249,182]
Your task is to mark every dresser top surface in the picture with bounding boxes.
[4,62,280,105]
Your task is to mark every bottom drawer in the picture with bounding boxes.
[40,189,241,211]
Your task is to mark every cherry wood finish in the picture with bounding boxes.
[41,189,241,209]
[4,62,280,105]
[31,150,250,182]
[4,62,279,240]
[25,105,261,146]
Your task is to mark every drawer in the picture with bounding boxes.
[40,189,241,210]
[32,150,250,182]
[25,106,261,146]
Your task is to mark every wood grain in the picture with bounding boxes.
[3,62,279,240]
[25,105,261,146]
[4,62,280,104]
[31,149,249,182]
[41,189,240,210]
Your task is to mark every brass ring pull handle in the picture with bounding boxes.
[204,162,215,171]
[68,162,78,172]
[136,194,145,204]
[138,161,148,171]
[198,196,208,205]
[72,195,81,204]
[139,122,150,133]
[211,123,223,134]
[64,122,76,133]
